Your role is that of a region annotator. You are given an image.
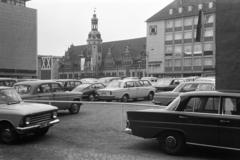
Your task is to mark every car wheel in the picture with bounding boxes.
[89,94,95,101]
[69,103,81,114]
[121,95,129,102]
[0,124,18,144]
[159,132,185,155]
[147,92,154,100]
[34,127,49,137]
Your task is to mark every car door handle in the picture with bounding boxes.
[178,115,188,119]
[220,120,230,123]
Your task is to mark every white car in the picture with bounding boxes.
[97,80,155,102]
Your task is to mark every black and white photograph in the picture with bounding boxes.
[1,0,240,159]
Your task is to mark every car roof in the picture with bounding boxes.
[14,80,59,86]
[180,91,240,97]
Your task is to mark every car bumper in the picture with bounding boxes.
[16,119,60,134]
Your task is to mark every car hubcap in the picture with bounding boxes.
[165,136,177,149]
[71,104,79,112]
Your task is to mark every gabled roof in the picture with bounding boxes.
[146,0,216,22]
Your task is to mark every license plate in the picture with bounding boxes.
[40,122,49,128]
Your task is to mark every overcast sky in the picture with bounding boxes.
[27,0,173,56]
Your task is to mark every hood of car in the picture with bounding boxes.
[1,102,57,115]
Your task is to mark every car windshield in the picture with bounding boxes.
[166,96,180,111]
[72,84,91,92]
[0,89,22,105]
[14,84,31,95]
[106,80,124,88]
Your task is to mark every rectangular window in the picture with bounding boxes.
[175,18,183,27]
[166,34,173,41]
[174,45,182,57]
[149,25,157,35]
[222,98,240,115]
[194,16,199,25]
[184,45,192,56]
[204,29,214,37]
[165,59,172,67]
[193,44,202,55]
[204,57,213,66]
[193,58,202,66]
[204,43,214,55]
[184,17,193,26]
[205,14,215,24]
[174,59,182,67]
[174,33,183,40]
[184,32,192,40]
[184,58,192,66]
[166,20,173,28]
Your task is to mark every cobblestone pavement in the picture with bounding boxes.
[0,101,240,160]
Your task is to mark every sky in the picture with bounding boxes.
[27,0,173,56]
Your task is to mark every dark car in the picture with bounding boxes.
[14,80,83,114]
[72,83,105,101]
[125,91,240,155]
[56,79,82,91]
[153,78,184,92]
[153,81,215,105]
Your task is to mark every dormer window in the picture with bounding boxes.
[198,4,203,10]
[209,2,213,8]
[169,9,173,15]
[178,7,183,13]
[188,6,193,12]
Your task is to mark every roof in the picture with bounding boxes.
[146,0,216,22]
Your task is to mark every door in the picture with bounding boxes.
[125,81,137,99]
[178,96,220,146]
[51,83,69,109]
[32,83,53,104]
[219,97,240,149]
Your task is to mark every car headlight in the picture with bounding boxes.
[25,117,31,125]
[52,111,58,119]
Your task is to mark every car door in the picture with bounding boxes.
[177,96,220,146]
[125,81,137,99]
[134,81,144,98]
[33,83,53,104]
[219,97,240,149]
[51,83,69,109]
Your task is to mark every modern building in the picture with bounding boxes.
[0,0,37,78]
[146,0,216,77]
[38,55,62,80]
[59,11,146,79]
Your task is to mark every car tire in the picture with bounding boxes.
[121,94,129,102]
[0,124,18,144]
[89,94,95,101]
[69,103,81,114]
[147,92,154,100]
[159,132,185,155]
[34,127,49,137]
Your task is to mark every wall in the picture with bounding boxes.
[0,2,37,77]
[216,0,240,90]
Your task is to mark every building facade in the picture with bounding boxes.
[59,12,146,79]
[146,0,216,77]
[38,55,62,80]
[0,0,37,78]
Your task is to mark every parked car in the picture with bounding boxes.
[0,86,59,144]
[72,82,105,101]
[14,80,83,114]
[153,81,215,105]
[153,78,184,92]
[97,79,155,102]
[0,78,17,87]
[195,76,215,82]
[56,79,82,91]
[141,77,158,84]
[98,77,121,86]
[125,91,240,154]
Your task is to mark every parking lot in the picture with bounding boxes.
[0,101,240,160]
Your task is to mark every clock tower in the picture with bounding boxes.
[87,10,102,74]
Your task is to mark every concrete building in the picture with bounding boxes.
[146,0,216,77]
[38,55,62,80]
[59,12,146,79]
[0,0,37,78]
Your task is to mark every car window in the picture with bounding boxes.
[184,97,219,114]
[37,84,51,93]
[75,81,82,86]
[95,83,105,89]
[125,81,135,88]
[180,83,198,92]
[197,84,215,91]
[134,81,141,87]
[51,83,63,92]
[222,97,240,115]
[14,84,31,95]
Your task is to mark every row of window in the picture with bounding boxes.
[165,57,214,67]
[169,2,214,15]
[165,43,214,57]
[1,0,25,6]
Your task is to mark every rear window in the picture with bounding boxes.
[14,85,31,95]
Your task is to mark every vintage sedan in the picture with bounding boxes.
[0,78,17,87]
[125,91,240,154]
[14,80,83,114]
[153,81,215,105]
[72,82,105,101]
[0,86,59,144]
[97,80,155,102]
